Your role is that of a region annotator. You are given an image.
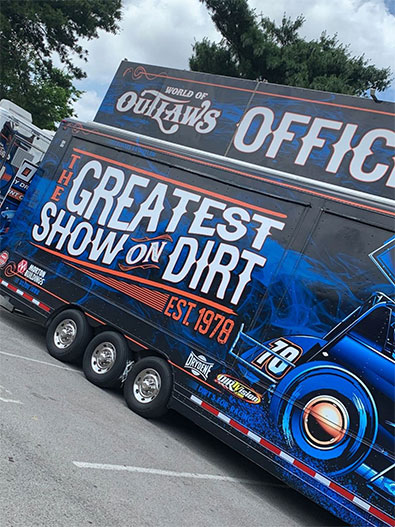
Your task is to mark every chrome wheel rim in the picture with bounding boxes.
[133,368,161,404]
[54,319,77,349]
[91,342,117,374]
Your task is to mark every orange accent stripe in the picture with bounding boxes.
[124,334,148,349]
[70,263,169,312]
[84,311,148,349]
[70,124,395,218]
[16,272,66,303]
[85,312,105,325]
[31,243,236,315]
[168,360,220,392]
[144,72,395,117]
[72,147,287,219]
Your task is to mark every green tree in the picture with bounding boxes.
[190,0,392,96]
[0,0,122,129]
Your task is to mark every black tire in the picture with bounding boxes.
[83,331,130,389]
[123,356,172,418]
[46,309,92,363]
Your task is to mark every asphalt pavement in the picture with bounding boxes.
[0,307,346,527]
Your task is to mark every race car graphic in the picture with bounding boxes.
[370,236,395,287]
[230,291,395,504]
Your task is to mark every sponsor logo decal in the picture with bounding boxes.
[115,80,222,136]
[0,251,9,267]
[16,160,37,183]
[17,259,28,274]
[215,374,261,404]
[184,352,214,380]
[23,264,47,286]
[4,261,16,277]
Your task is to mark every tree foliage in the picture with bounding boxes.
[190,0,392,96]
[0,0,122,129]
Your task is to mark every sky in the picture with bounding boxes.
[70,0,395,121]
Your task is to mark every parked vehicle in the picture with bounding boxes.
[0,99,53,224]
[0,62,394,527]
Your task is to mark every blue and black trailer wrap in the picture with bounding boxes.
[0,62,394,527]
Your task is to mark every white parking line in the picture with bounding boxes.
[0,396,23,404]
[0,350,81,373]
[0,385,23,404]
[73,461,262,484]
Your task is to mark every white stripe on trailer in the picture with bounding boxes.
[279,451,295,464]
[314,473,331,487]
[1,278,51,313]
[217,412,231,424]
[353,496,371,512]
[190,395,202,406]
[189,394,394,526]
[247,430,261,443]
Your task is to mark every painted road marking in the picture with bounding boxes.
[73,461,263,485]
[0,385,23,404]
[0,350,81,373]
[0,396,23,404]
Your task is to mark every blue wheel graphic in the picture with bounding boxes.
[270,363,378,476]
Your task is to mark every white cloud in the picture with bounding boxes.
[73,1,217,85]
[249,0,395,73]
[71,0,395,120]
[72,90,103,122]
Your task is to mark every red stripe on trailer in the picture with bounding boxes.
[39,302,51,312]
[1,279,51,313]
[16,271,67,303]
[201,401,219,416]
[189,394,394,526]
[22,292,34,302]
[259,436,282,456]
[369,507,395,526]
[293,459,317,478]
[230,419,249,435]
[329,482,356,502]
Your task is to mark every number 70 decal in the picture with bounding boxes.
[252,338,302,379]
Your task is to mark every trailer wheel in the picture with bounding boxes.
[82,331,130,389]
[46,309,92,363]
[123,356,172,418]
